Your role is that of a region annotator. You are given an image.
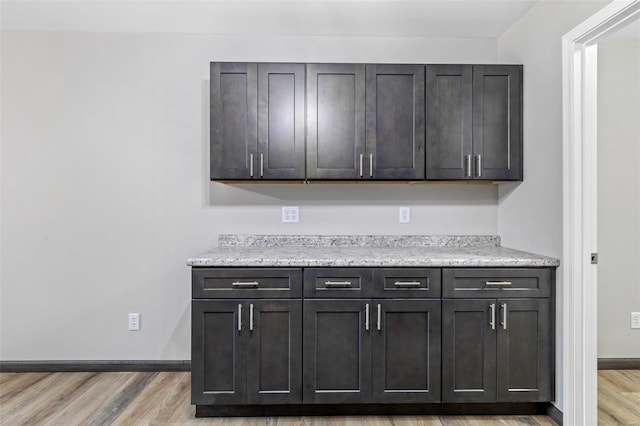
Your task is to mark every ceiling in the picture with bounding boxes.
[0,0,538,38]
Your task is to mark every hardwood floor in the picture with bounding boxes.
[0,370,627,425]
[598,370,640,425]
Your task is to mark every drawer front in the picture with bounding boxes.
[372,268,441,298]
[303,268,373,298]
[192,268,302,298]
[443,268,553,298]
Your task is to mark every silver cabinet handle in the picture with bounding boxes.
[369,154,373,177]
[377,304,381,331]
[393,281,422,287]
[324,281,352,288]
[260,154,264,177]
[232,281,259,287]
[359,154,363,177]
[485,281,512,286]
[365,303,370,331]
[476,155,482,178]
[466,154,472,178]
[501,303,507,330]
[249,303,254,331]
[489,303,496,330]
[238,304,242,331]
[250,154,254,177]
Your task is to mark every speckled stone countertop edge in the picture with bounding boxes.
[218,234,501,248]
[187,240,560,268]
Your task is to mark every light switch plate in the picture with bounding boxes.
[399,207,411,224]
[282,206,299,223]
[128,313,140,331]
[632,312,640,329]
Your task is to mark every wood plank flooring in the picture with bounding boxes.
[0,370,635,425]
[598,370,640,425]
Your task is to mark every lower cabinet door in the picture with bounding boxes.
[192,300,247,405]
[302,299,372,403]
[442,299,497,403]
[496,299,552,402]
[246,300,303,404]
[372,299,441,403]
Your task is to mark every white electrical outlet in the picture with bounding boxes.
[399,207,411,224]
[282,206,299,223]
[128,313,140,331]
[632,312,640,329]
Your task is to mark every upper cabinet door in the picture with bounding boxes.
[366,65,425,180]
[257,64,305,179]
[210,63,258,180]
[472,65,523,181]
[425,65,473,180]
[307,64,366,180]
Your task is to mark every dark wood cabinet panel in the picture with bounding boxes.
[192,300,246,405]
[426,64,522,181]
[211,62,522,182]
[246,300,303,404]
[192,266,554,413]
[307,64,366,179]
[372,299,441,403]
[257,64,305,179]
[303,268,373,298]
[303,299,372,403]
[442,268,552,299]
[210,63,258,180]
[472,65,522,180]
[425,65,473,180]
[192,299,302,405]
[372,268,441,298]
[366,65,425,180]
[210,63,305,180]
[442,299,496,403]
[192,268,302,299]
[496,299,552,402]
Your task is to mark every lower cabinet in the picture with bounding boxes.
[191,266,555,413]
[192,299,302,405]
[302,299,441,404]
[442,298,552,403]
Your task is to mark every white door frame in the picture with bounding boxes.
[562,1,640,424]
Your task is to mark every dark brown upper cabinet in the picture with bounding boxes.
[210,63,305,180]
[306,64,425,180]
[306,64,366,180]
[365,65,425,180]
[210,62,522,182]
[426,64,522,181]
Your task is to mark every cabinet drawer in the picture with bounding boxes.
[192,268,302,298]
[373,268,441,298]
[304,268,373,298]
[443,268,552,298]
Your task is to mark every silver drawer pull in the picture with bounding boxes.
[501,303,507,330]
[365,303,370,331]
[485,281,512,286]
[377,304,381,331]
[238,304,242,331]
[324,281,352,288]
[489,303,496,330]
[249,303,254,331]
[393,281,422,287]
[232,281,259,287]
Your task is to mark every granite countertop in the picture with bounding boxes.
[187,235,560,268]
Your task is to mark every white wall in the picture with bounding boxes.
[597,38,640,358]
[0,30,498,360]
[496,0,610,410]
